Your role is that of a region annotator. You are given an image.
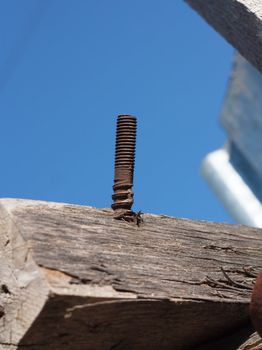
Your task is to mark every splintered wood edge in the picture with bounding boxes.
[40,265,137,299]
[0,199,49,346]
[238,332,262,349]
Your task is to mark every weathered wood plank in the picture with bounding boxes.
[185,0,262,73]
[5,199,261,302]
[0,198,261,349]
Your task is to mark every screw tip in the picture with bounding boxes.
[117,114,137,120]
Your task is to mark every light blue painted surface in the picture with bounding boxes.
[202,53,262,227]
[221,53,262,178]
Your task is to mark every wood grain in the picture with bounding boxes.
[0,198,262,349]
[185,0,262,73]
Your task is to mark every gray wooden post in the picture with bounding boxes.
[185,0,262,73]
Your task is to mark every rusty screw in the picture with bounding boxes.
[250,271,262,337]
[112,115,137,219]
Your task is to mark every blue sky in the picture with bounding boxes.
[0,1,234,223]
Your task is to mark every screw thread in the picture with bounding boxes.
[112,115,137,212]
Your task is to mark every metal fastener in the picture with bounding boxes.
[112,115,137,221]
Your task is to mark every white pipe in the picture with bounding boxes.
[201,148,262,228]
